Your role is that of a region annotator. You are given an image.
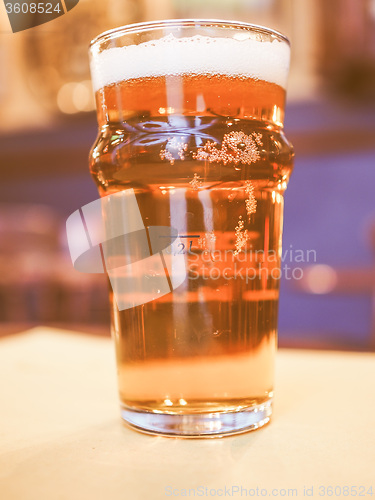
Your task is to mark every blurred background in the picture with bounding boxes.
[0,0,375,350]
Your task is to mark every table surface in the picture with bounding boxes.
[0,327,374,500]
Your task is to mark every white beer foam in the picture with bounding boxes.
[90,34,290,92]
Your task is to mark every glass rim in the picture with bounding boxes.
[89,18,290,51]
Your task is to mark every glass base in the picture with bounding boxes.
[120,400,272,438]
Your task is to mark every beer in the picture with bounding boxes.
[89,23,293,435]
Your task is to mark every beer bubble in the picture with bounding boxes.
[234,215,249,255]
[194,131,261,166]
[189,173,203,190]
[245,181,257,217]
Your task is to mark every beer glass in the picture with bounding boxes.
[89,20,293,437]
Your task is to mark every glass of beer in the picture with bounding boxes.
[89,20,293,437]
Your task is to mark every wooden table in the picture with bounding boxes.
[1,327,374,500]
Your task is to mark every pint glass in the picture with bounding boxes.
[89,20,293,436]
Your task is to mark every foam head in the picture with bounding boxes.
[90,33,290,93]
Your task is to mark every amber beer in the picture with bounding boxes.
[89,20,293,436]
